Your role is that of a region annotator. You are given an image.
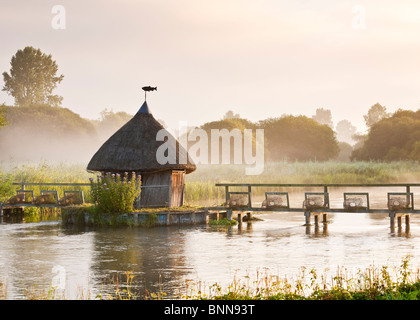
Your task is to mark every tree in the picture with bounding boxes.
[363,103,389,128]
[2,46,64,107]
[223,110,240,119]
[352,109,420,161]
[336,142,353,162]
[259,115,339,161]
[335,120,357,145]
[312,108,333,128]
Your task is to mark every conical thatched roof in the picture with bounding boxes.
[87,101,196,174]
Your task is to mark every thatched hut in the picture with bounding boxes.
[87,101,196,208]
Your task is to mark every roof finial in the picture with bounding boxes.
[142,86,157,101]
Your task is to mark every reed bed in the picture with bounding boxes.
[0,161,95,203]
[3,160,420,206]
[4,256,420,300]
[185,160,420,205]
[179,256,420,300]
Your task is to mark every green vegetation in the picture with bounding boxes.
[0,104,6,129]
[179,256,420,300]
[209,218,238,226]
[0,104,99,163]
[5,257,420,300]
[353,109,420,161]
[3,160,420,207]
[185,160,420,204]
[0,169,14,202]
[0,161,94,204]
[89,172,141,215]
[196,115,339,162]
[259,115,339,161]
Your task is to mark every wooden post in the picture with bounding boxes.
[248,186,252,208]
[237,213,242,224]
[304,211,310,226]
[323,186,328,207]
[204,208,209,224]
[227,209,232,221]
[246,212,252,221]
[405,214,410,226]
[389,211,395,230]
[314,214,319,226]
[406,214,411,232]
[322,213,328,224]
[397,215,402,228]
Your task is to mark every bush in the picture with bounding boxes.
[0,170,15,203]
[90,172,141,215]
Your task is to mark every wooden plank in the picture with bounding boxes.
[140,171,171,208]
[216,183,420,187]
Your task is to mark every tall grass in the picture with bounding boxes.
[185,160,420,204]
[0,161,95,203]
[5,256,420,300]
[179,256,420,300]
[3,160,420,206]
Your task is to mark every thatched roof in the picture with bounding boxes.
[87,101,196,174]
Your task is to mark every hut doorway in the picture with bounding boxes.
[140,169,186,208]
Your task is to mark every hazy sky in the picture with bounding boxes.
[1,0,420,133]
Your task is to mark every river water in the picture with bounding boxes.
[1,189,420,299]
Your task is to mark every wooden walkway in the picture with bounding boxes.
[3,181,420,232]
[0,182,169,215]
[209,183,420,231]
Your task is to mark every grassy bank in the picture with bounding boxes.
[5,256,420,300]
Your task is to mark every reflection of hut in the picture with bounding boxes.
[87,101,196,208]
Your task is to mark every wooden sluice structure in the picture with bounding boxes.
[0,182,171,216]
[0,182,89,216]
[211,183,420,232]
[3,181,420,233]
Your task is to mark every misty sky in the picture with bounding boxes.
[1,0,420,133]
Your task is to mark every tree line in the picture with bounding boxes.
[0,46,419,163]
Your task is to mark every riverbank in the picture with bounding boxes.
[61,204,210,227]
[4,256,420,300]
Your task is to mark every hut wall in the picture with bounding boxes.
[140,171,171,207]
[139,170,186,208]
[170,170,186,207]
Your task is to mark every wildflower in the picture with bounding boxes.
[89,178,93,182]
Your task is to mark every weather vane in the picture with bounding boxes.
[142,86,157,101]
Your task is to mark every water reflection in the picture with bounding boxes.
[1,207,420,299]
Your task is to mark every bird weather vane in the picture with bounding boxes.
[142,86,157,101]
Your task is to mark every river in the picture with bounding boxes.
[1,190,420,299]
